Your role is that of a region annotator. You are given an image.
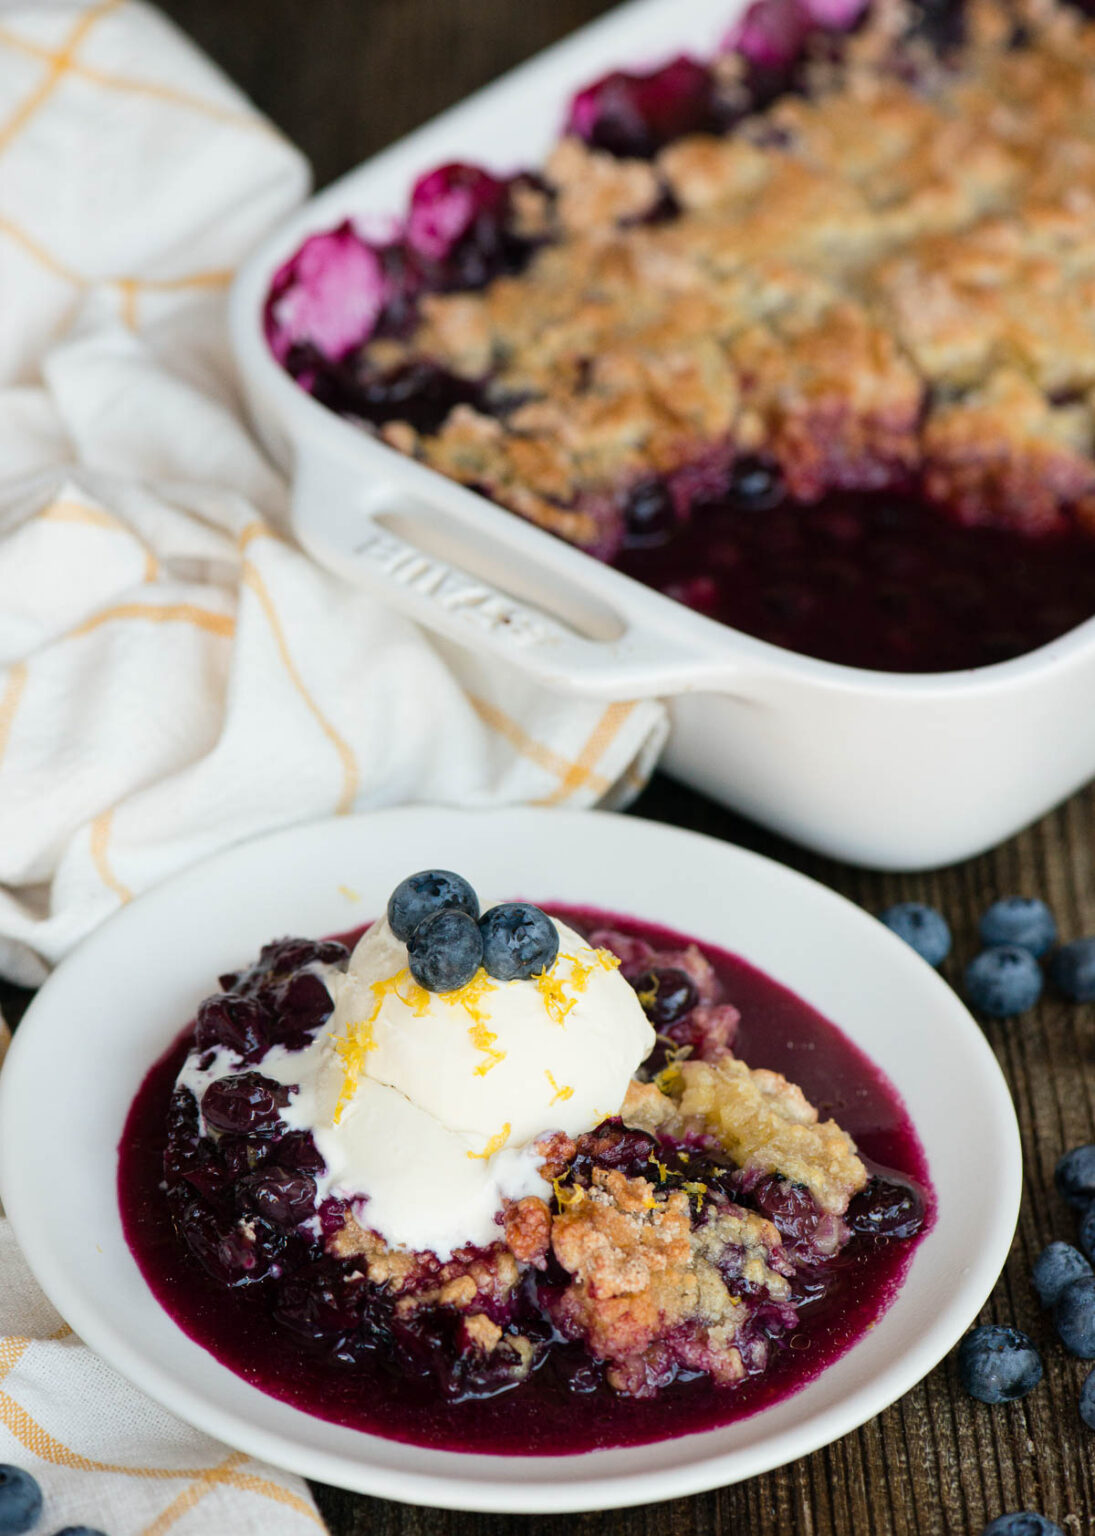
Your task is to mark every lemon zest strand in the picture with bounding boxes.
[466,1122,512,1161]
[332,967,430,1120]
[545,1069,574,1105]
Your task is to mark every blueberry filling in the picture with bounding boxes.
[265,0,1095,676]
[124,902,933,1449]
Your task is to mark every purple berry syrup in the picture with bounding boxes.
[614,486,1095,674]
[118,905,934,1455]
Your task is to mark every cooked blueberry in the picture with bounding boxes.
[0,1468,41,1535]
[275,1263,366,1340]
[632,967,698,1025]
[982,1518,1065,1536]
[845,1174,926,1239]
[237,1166,317,1228]
[1050,937,1095,1001]
[964,946,1043,1016]
[1054,1144,1095,1209]
[479,903,559,982]
[201,1073,286,1137]
[275,1130,327,1176]
[194,993,269,1057]
[256,936,349,975]
[880,902,952,966]
[408,908,484,991]
[567,57,717,159]
[623,479,676,546]
[177,1201,284,1288]
[1054,1275,1095,1357]
[728,455,785,512]
[1032,1242,1092,1307]
[1081,1203,1095,1264]
[979,897,1057,958]
[387,869,479,942]
[957,1324,1043,1403]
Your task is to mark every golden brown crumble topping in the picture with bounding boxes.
[548,1166,788,1391]
[623,1057,868,1213]
[362,0,1095,544]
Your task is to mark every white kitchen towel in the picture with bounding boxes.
[0,0,668,988]
[0,1010,325,1536]
[0,1,669,1529]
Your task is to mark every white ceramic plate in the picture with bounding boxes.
[0,808,1021,1513]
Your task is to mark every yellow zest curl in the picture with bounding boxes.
[331,966,429,1121]
[545,1069,574,1105]
[467,1122,512,1161]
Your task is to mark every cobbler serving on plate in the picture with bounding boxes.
[120,872,932,1453]
[266,0,1095,673]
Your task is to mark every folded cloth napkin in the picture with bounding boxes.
[0,1,668,1528]
[0,0,668,986]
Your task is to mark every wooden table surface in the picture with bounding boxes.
[130,2,1095,1529]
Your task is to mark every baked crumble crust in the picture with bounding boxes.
[548,1166,790,1392]
[623,1056,868,1214]
[357,0,1095,549]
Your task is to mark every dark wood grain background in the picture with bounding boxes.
[142,2,1095,1529]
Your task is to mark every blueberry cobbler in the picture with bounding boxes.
[266,0,1095,672]
[119,872,933,1453]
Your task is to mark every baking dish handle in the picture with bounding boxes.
[290,446,749,701]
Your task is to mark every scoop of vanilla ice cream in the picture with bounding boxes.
[262,911,655,1257]
[323,914,654,1148]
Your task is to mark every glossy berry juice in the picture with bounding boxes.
[118,905,934,1454]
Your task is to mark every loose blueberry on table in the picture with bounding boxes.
[956,1326,1043,1405]
[118,868,933,1453]
[982,1518,1065,1536]
[964,947,1044,1018]
[1054,1276,1095,1359]
[266,0,1095,676]
[0,1468,40,1536]
[1032,1243,1092,1309]
[879,903,951,968]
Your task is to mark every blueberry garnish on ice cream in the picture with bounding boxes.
[479,901,560,981]
[387,868,479,942]
[407,907,484,991]
[388,870,561,989]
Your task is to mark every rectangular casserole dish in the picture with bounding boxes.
[228,0,1095,872]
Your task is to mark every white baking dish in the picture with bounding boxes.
[229,0,1095,871]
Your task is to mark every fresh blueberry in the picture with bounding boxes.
[1080,1365,1095,1430]
[982,1518,1065,1536]
[979,897,1057,958]
[52,1529,110,1536]
[956,1324,1043,1403]
[1032,1241,1092,1307]
[1055,1144,1095,1210]
[1080,1203,1095,1265]
[1054,1275,1095,1357]
[879,902,952,966]
[387,870,479,942]
[479,903,559,981]
[0,1467,42,1535]
[407,907,483,992]
[963,946,1043,1016]
[1050,937,1095,1002]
